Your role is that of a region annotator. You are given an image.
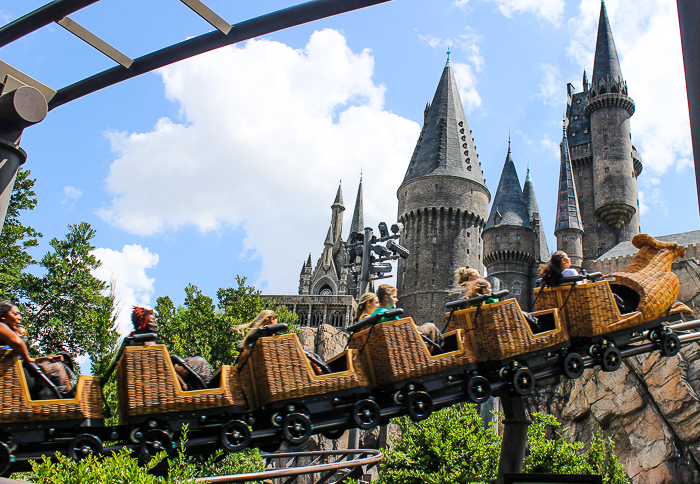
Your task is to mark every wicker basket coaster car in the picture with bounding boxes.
[445,298,568,366]
[0,352,103,424]
[347,317,473,387]
[534,281,643,340]
[116,345,245,423]
[238,333,371,409]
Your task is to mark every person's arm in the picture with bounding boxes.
[0,323,34,362]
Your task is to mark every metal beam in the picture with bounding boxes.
[56,16,133,68]
[676,0,700,221]
[48,0,393,110]
[180,0,232,35]
[0,0,100,48]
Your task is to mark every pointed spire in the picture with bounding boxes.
[582,70,589,91]
[555,125,583,233]
[445,47,451,67]
[591,1,623,85]
[484,145,531,230]
[522,166,550,261]
[348,177,364,240]
[401,61,486,187]
[332,183,344,208]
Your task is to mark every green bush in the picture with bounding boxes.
[376,404,629,484]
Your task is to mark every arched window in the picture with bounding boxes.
[319,286,333,296]
[611,86,618,94]
[599,87,607,95]
[297,310,308,326]
[513,281,521,295]
[329,311,344,328]
[311,310,324,327]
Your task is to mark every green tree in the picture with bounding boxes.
[0,168,42,301]
[19,222,118,359]
[377,405,629,484]
[156,276,298,368]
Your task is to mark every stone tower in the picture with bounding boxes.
[566,1,642,264]
[396,56,490,324]
[555,124,584,269]
[482,143,537,309]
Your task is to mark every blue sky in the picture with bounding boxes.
[0,0,694,333]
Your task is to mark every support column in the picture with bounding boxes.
[496,394,531,484]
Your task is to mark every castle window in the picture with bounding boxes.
[578,169,583,177]
[598,248,604,257]
[572,132,576,137]
[432,262,437,268]
[434,227,438,234]
[471,189,474,194]
[415,281,418,287]
[467,249,470,254]
[449,280,454,287]
[597,220,601,227]
[578,196,584,210]
[450,246,454,252]
[496,235,500,242]
[584,128,588,134]
[574,115,578,120]
[459,121,464,127]
[460,128,465,134]
[605,167,610,174]
[562,235,567,242]
[576,99,581,104]
[436,184,439,189]
[432,279,436,286]
[467,232,471,237]
[603,129,607,135]
[513,282,521,295]
[516,235,520,242]
[462,135,466,141]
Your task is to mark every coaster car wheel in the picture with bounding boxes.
[601,346,622,372]
[68,434,102,462]
[140,429,174,462]
[466,375,491,404]
[512,368,535,396]
[660,333,681,357]
[220,420,251,452]
[406,391,433,421]
[562,353,585,379]
[322,428,346,440]
[353,399,381,430]
[282,413,312,445]
[0,442,13,475]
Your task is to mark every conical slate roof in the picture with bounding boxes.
[523,166,550,261]
[591,2,623,85]
[401,63,485,187]
[348,177,364,240]
[484,145,531,230]
[332,184,344,208]
[555,128,583,233]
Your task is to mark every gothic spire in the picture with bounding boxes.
[348,176,364,240]
[332,183,344,208]
[555,126,583,233]
[523,166,550,262]
[484,145,531,230]
[401,61,485,187]
[591,1,624,85]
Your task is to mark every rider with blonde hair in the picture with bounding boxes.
[353,292,379,324]
[236,310,279,350]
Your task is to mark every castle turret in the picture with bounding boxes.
[584,1,640,242]
[299,254,313,295]
[397,55,490,323]
[482,142,536,309]
[346,177,364,297]
[555,125,584,269]
[523,166,550,264]
[565,1,642,263]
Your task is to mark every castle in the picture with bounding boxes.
[281,1,700,326]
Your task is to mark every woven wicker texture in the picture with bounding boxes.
[0,354,103,423]
[445,299,568,362]
[116,345,245,422]
[608,233,685,322]
[238,334,370,409]
[534,282,643,337]
[346,318,473,386]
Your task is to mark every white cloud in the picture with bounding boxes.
[452,62,482,112]
[486,0,565,26]
[541,133,559,159]
[418,34,445,49]
[536,63,564,106]
[453,0,470,9]
[566,0,692,177]
[92,245,159,335]
[418,28,483,72]
[99,29,419,293]
[61,186,82,207]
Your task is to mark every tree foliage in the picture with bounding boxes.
[377,404,629,484]
[155,276,298,368]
